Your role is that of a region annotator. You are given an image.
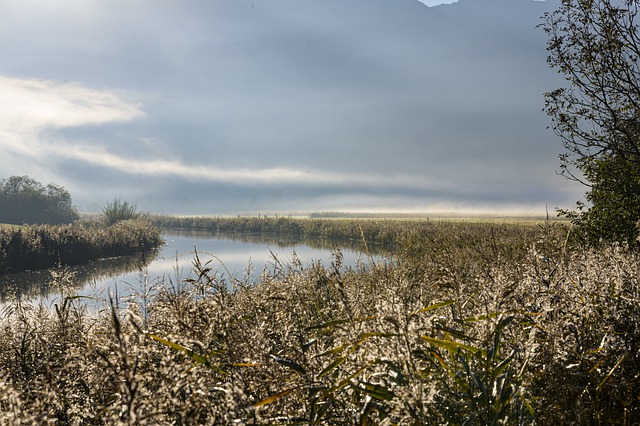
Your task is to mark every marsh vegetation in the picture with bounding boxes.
[0,220,162,275]
[0,217,637,424]
[1,228,369,303]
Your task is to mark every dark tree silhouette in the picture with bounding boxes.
[0,175,79,225]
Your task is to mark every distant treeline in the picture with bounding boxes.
[0,220,162,274]
[0,175,79,225]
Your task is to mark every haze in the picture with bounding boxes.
[0,0,573,215]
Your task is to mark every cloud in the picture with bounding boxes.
[0,0,579,215]
[0,75,453,199]
[47,138,454,192]
[0,76,144,132]
[0,75,144,177]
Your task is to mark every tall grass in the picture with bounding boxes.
[0,220,163,274]
[150,214,541,252]
[0,219,638,423]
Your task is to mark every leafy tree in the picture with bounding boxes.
[102,198,140,226]
[0,175,79,225]
[542,0,640,245]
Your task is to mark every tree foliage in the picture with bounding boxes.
[543,0,640,245]
[0,175,79,225]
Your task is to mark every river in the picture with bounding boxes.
[0,229,371,303]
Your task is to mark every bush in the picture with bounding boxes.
[102,199,141,226]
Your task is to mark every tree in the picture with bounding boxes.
[543,0,640,245]
[0,176,79,225]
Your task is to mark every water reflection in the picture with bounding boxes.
[0,250,157,302]
[0,229,373,302]
[170,229,375,253]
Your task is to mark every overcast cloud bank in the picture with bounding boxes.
[0,0,576,215]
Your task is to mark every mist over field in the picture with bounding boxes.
[0,0,570,215]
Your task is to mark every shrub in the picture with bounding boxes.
[102,199,141,226]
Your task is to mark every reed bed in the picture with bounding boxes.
[0,220,638,424]
[0,220,163,274]
[149,214,541,252]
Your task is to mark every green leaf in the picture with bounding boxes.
[316,344,350,358]
[492,315,515,360]
[493,349,516,378]
[306,318,353,331]
[421,336,486,357]
[330,366,368,392]
[231,362,262,368]
[470,371,489,402]
[434,323,472,341]
[418,300,455,313]
[306,316,375,331]
[318,355,347,378]
[463,311,505,323]
[495,315,514,340]
[360,382,396,401]
[311,399,331,424]
[148,333,210,366]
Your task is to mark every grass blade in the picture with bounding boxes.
[418,300,455,313]
[270,355,306,375]
[254,387,296,408]
[148,333,210,366]
[318,355,347,378]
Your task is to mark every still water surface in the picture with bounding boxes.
[0,230,368,303]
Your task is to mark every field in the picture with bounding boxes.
[0,217,638,424]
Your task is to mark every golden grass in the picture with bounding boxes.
[0,223,21,229]
[0,220,163,274]
[0,218,637,424]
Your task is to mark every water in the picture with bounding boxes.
[0,229,369,303]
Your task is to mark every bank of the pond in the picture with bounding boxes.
[0,220,163,274]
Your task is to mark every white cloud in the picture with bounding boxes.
[47,139,450,191]
[0,76,144,134]
[0,75,145,178]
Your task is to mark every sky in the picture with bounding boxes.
[418,0,458,5]
[0,0,578,215]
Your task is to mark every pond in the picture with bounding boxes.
[0,229,374,303]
